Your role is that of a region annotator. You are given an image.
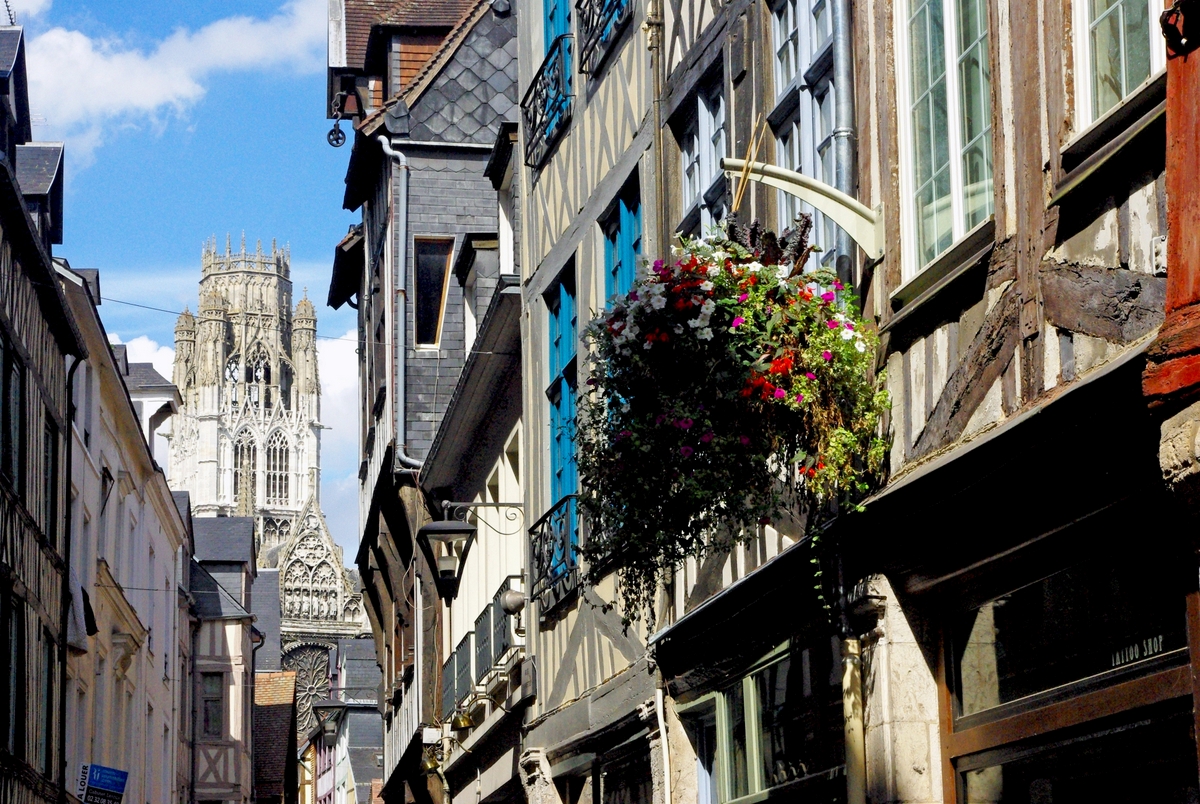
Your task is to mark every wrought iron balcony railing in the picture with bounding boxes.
[441,632,475,719]
[530,494,579,609]
[576,0,633,75]
[521,34,573,168]
[472,576,522,685]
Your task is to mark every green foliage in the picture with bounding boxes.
[577,220,890,620]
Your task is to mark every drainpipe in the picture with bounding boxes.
[830,0,857,291]
[837,551,866,804]
[655,689,672,804]
[58,354,82,803]
[376,134,423,472]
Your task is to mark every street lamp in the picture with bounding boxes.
[311,699,346,748]
[416,519,477,600]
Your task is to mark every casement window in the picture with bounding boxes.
[265,431,289,505]
[679,77,728,235]
[941,545,1198,801]
[678,636,845,802]
[414,238,454,346]
[201,673,224,739]
[39,628,55,776]
[603,178,642,303]
[2,594,25,758]
[897,0,994,278]
[546,267,578,509]
[1,329,23,490]
[1073,0,1163,127]
[771,0,837,264]
[42,416,57,547]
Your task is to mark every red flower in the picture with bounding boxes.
[769,354,794,375]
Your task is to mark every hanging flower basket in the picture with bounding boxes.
[577,219,890,619]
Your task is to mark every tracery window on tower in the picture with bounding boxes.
[279,363,293,411]
[233,429,257,506]
[225,356,241,404]
[245,349,271,409]
[266,431,290,505]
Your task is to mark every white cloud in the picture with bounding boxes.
[25,0,326,163]
[107,332,175,380]
[10,0,51,19]
[317,328,361,555]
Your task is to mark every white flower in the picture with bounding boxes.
[701,298,716,315]
[649,294,667,310]
[841,327,855,341]
[673,324,684,334]
[712,250,729,263]
[643,340,653,350]
[705,266,721,277]
[855,339,867,353]
[696,327,714,340]
[687,318,702,328]
[747,261,764,273]
[700,280,714,292]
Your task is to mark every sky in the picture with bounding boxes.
[18,0,364,559]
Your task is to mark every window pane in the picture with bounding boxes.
[1090,3,1125,117]
[953,552,1187,719]
[755,639,845,792]
[957,0,993,229]
[1122,0,1151,95]
[683,709,719,804]
[909,0,954,266]
[202,673,223,696]
[414,239,453,345]
[961,705,1198,803]
[726,682,750,799]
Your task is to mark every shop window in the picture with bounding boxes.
[414,238,454,346]
[603,177,642,304]
[679,637,846,802]
[950,551,1188,724]
[1074,0,1163,127]
[898,0,994,277]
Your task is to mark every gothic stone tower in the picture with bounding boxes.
[170,235,368,733]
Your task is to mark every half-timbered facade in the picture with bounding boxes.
[0,24,85,804]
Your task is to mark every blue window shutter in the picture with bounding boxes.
[548,275,577,506]
[605,225,617,303]
[620,193,641,296]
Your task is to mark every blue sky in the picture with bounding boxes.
[21,0,364,559]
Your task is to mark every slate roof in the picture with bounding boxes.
[193,517,255,567]
[75,268,100,304]
[14,143,61,196]
[254,569,282,671]
[0,27,21,76]
[125,362,174,392]
[171,491,194,554]
[404,3,517,145]
[190,559,251,620]
[253,671,298,799]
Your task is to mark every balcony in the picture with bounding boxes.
[474,576,523,686]
[576,0,632,75]
[530,495,579,611]
[521,34,573,168]
[441,632,475,719]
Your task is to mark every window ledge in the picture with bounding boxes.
[883,217,995,333]
[1062,70,1165,174]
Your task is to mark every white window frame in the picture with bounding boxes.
[894,0,992,282]
[679,77,728,232]
[772,0,801,94]
[1071,0,1165,133]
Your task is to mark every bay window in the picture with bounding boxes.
[898,0,994,278]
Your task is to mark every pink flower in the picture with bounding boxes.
[680,446,694,457]
[738,435,751,446]
[700,431,714,443]
[822,350,833,361]
[796,393,804,402]
[827,320,839,329]
[629,291,639,301]
[773,388,786,399]
[677,418,694,429]
[821,291,836,303]
[805,372,817,380]
[731,316,746,328]
[834,280,844,290]
[844,322,854,330]
[738,293,749,302]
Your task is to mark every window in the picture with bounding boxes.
[245,352,270,409]
[1,330,23,489]
[3,594,25,757]
[546,267,578,508]
[39,629,55,776]
[201,673,224,739]
[233,430,256,506]
[42,416,57,547]
[265,431,289,505]
[679,77,728,234]
[773,0,801,91]
[679,637,845,802]
[414,238,454,346]
[225,355,240,405]
[603,178,642,303]
[1075,0,1162,126]
[898,0,994,276]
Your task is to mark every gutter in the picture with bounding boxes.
[831,0,858,289]
[58,354,83,803]
[376,134,423,471]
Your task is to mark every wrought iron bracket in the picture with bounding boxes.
[441,501,525,536]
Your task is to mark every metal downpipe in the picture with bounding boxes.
[831,0,858,291]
